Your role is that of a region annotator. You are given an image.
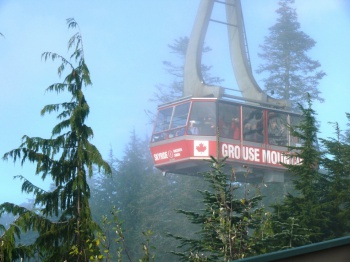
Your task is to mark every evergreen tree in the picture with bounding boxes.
[90,131,155,260]
[151,37,224,104]
[0,18,111,261]
[89,148,119,222]
[270,95,330,244]
[256,0,325,109]
[256,215,311,253]
[169,158,263,261]
[113,131,152,259]
[90,131,205,261]
[344,113,350,142]
[136,170,208,262]
[320,116,350,238]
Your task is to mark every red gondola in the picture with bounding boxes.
[150,97,301,178]
[150,0,301,181]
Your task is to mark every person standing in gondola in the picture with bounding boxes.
[202,114,216,135]
[244,110,264,142]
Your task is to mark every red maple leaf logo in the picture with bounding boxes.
[196,143,207,153]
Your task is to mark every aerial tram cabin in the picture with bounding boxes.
[150,97,301,178]
[150,0,301,181]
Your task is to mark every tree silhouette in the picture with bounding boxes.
[151,37,224,104]
[270,96,330,244]
[256,0,325,109]
[0,18,111,261]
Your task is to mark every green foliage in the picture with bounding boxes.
[88,206,156,262]
[345,113,350,141]
[256,0,325,109]
[168,157,264,261]
[284,96,322,194]
[0,18,110,261]
[269,95,330,245]
[260,216,311,253]
[93,207,133,261]
[89,131,207,261]
[0,218,29,262]
[139,230,156,262]
[319,116,350,238]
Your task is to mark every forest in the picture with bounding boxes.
[1,0,350,261]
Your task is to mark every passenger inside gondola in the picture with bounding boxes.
[219,116,239,139]
[218,112,230,138]
[268,112,287,146]
[231,116,240,140]
[188,120,199,135]
[175,127,185,137]
[243,109,264,143]
[201,114,216,135]
[217,104,241,139]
